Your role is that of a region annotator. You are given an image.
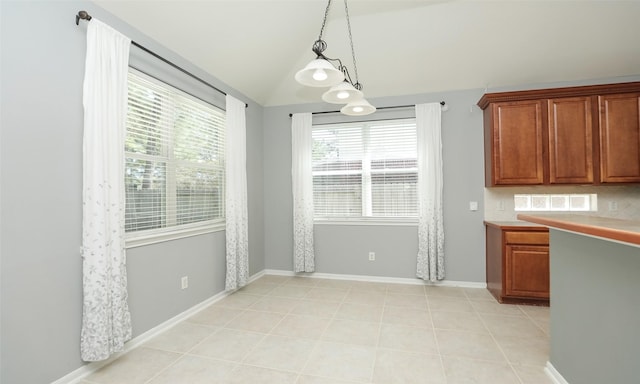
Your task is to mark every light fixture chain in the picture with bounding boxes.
[343,0,360,87]
[318,0,333,41]
[296,0,375,115]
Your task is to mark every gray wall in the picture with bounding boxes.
[3,2,636,384]
[263,90,487,282]
[549,230,640,384]
[0,1,264,383]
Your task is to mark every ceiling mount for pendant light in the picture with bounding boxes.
[295,0,375,115]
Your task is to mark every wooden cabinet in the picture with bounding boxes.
[485,100,544,185]
[599,93,640,183]
[505,244,549,299]
[548,96,595,184]
[485,222,549,305]
[478,82,640,186]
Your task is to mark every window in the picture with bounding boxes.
[312,119,418,220]
[514,193,597,212]
[125,70,225,241]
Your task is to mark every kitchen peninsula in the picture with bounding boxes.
[517,214,640,384]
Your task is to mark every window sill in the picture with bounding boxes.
[125,221,225,248]
[314,218,418,226]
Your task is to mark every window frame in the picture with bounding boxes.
[124,69,226,248]
[311,118,419,225]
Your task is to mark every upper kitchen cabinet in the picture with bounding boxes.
[547,96,595,184]
[484,100,544,186]
[599,93,640,183]
[478,82,640,187]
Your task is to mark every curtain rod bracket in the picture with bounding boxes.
[76,10,92,25]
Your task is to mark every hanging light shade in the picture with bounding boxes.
[341,98,376,116]
[321,81,363,104]
[295,58,344,87]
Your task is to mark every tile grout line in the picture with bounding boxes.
[429,290,459,384]
[518,304,551,336]
[232,277,298,378]
[367,285,391,384]
[191,277,288,381]
[295,277,355,382]
[425,289,449,383]
[140,288,264,383]
[477,301,528,384]
[140,348,186,384]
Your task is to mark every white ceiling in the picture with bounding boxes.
[93,0,640,107]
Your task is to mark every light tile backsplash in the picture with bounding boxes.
[484,185,640,221]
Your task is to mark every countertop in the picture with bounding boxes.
[484,220,548,230]
[516,214,640,246]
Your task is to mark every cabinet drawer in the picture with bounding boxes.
[504,231,549,245]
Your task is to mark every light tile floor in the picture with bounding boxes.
[82,275,553,384]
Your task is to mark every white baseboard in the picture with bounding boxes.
[263,269,487,289]
[545,361,570,384]
[52,271,265,384]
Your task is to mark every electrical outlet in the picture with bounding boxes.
[608,201,618,211]
[368,252,375,261]
[497,200,505,211]
[181,276,188,289]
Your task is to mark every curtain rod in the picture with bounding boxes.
[76,10,248,108]
[288,101,446,117]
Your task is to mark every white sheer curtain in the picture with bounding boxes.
[416,103,445,282]
[81,19,132,362]
[225,95,249,290]
[291,113,315,272]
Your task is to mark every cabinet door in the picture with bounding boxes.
[548,97,594,183]
[490,101,545,185]
[505,244,550,299]
[599,93,640,183]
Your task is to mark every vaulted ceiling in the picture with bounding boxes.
[93,0,640,107]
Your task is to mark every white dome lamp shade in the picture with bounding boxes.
[295,59,344,88]
[322,81,364,104]
[341,98,376,116]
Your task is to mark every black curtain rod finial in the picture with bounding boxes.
[76,10,92,25]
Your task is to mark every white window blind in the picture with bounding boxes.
[125,69,225,236]
[312,119,418,219]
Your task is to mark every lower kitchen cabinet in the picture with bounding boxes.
[485,221,550,305]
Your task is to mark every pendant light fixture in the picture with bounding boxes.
[341,98,376,116]
[295,0,376,115]
[294,52,344,87]
[322,81,363,104]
